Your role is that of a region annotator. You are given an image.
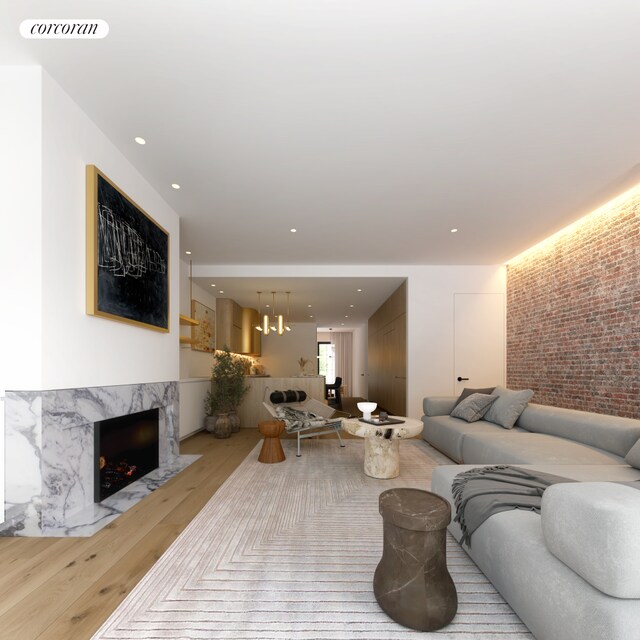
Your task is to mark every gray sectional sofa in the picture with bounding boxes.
[422,395,640,640]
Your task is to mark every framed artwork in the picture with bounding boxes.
[191,300,216,352]
[86,165,170,331]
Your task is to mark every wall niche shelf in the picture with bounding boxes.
[180,314,199,346]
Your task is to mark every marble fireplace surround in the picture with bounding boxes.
[3,381,197,537]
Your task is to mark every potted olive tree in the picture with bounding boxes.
[205,346,249,438]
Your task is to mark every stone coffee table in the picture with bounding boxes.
[342,416,423,478]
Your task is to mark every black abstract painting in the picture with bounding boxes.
[87,166,169,331]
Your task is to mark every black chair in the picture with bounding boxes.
[325,377,343,410]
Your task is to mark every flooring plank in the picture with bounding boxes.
[38,523,183,640]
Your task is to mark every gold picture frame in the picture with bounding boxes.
[86,165,170,331]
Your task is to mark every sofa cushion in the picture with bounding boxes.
[542,482,640,598]
[517,403,640,458]
[624,438,640,469]
[452,387,496,408]
[461,432,625,465]
[463,509,640,640]
[423,396,457,417]
[450,393,497,422]
[421,415,511,463]
[431,465,640,640]
[483,385,534,429]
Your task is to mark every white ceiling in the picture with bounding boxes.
[3,1,640,324]
[192,276,405,329]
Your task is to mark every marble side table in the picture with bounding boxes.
[342,417,423,478]
[374,488,458,631]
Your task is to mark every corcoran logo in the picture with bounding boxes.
[20,19,109,39]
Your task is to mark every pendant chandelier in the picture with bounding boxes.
[255,291,290,336]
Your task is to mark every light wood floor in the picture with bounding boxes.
[0,428,263,640]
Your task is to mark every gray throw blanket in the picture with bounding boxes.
[452,465,574,547]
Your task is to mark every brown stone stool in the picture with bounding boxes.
[258,420,286,464]
[374,488,457,631]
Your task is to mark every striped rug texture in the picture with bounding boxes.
[92,439,533,639]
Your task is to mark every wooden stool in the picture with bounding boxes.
[258,420,286,463]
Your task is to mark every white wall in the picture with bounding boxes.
[0,67,184,520]
[179,379,209,438]
[195,264,506,418]
[38,71,181,390]
[0,66,44,524]
[0,67,43,393]
[261,323,318,377]
[406,266,506,416]
[179,258,216,380]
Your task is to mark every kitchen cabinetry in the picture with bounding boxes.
[241,307,261,356]
[368,281,407,415]
[216,298,243,353]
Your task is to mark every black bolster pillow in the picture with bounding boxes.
[270,389,307,404]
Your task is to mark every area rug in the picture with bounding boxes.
[92,439,532,639]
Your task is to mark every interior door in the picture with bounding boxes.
[454,293,505,395]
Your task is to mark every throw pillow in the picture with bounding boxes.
[625,439,640,469]
[483,385,534,429]
[270,389,307,404]
[450,393,498,423]
[453,386,496,408]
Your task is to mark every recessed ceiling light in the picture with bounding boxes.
[266,304,270,308]
[134,136,146,145]
[357,288,362,292]
[210,284,215,287]
[451,228,458,233]
[341,323,345,326]
[171,183,181,190]
[184,250,191,255]
[308,304,312,308]
[349,304,354,308]
[290,228,297,233]
[219,290,224,294]
[309,315,314,318]
[344,315,349,318]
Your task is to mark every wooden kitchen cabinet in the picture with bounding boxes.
[367,281,407,415]
[241,307,261,356]
[216,298,243,353]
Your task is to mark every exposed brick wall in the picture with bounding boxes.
[507,188,640,418]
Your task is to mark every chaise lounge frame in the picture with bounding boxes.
[262,389,349,457]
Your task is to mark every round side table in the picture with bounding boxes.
[341,417,423,478]
[374,487,457,631]
[258,420,286,464]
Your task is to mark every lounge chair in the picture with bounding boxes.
[262,388,348,457]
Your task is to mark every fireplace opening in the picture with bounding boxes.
[94,408,160,502]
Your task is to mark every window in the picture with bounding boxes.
[317,341,335,383]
